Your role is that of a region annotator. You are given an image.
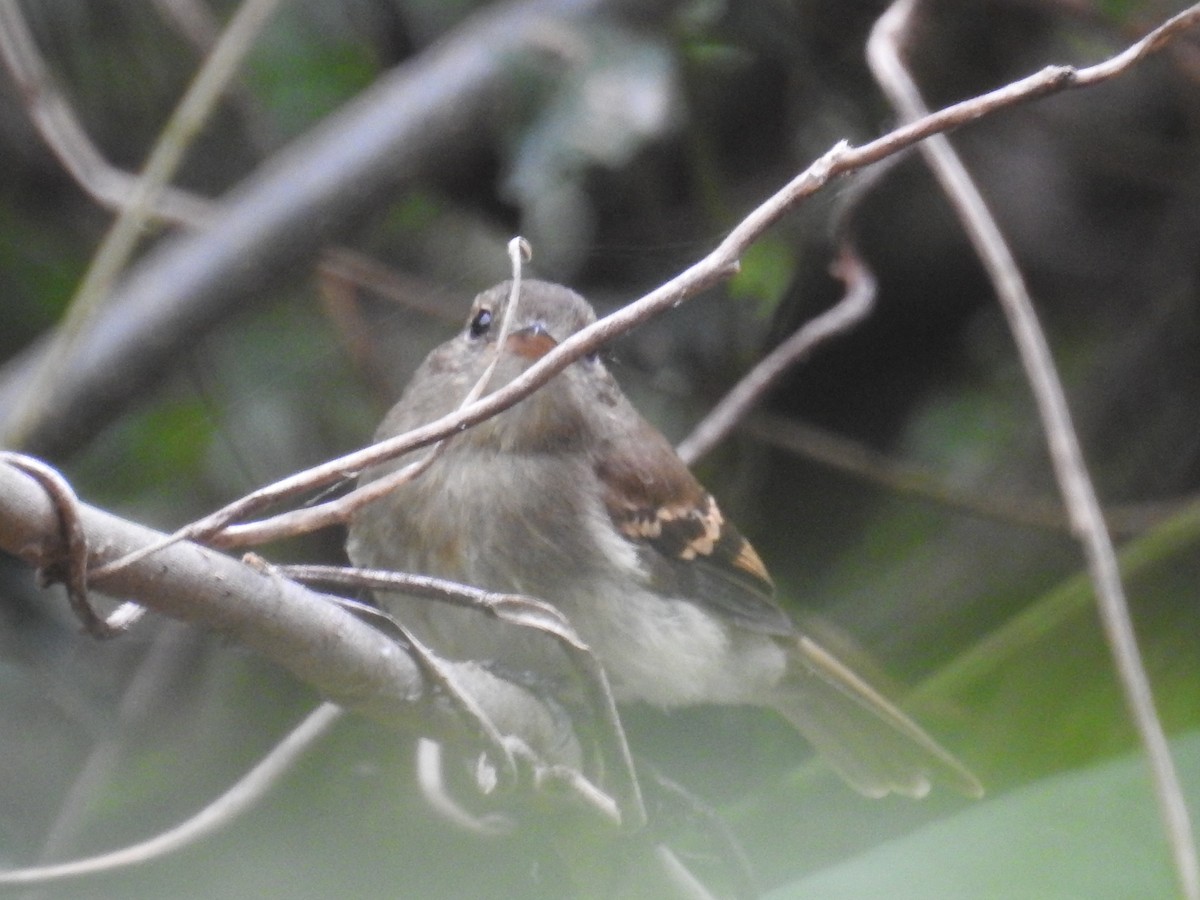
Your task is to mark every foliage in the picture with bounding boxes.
[773,730,1200,899]
[1,0,1198,897]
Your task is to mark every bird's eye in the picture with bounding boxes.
[468,307,493,339]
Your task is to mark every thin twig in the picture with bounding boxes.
[0,456,690,887]
[414,739,515,835]
[0,0,286,447]
[205,238,535,547]
[386,620,522,791]
[0,0,471,328]
[284,563,646,829]
[651,846,723,900]
[677,243,877,466]
[0,703,343,886]
[92,239,533,573]
[93,6,1200,560]
[0,2,214,228]
[338,566,639,827]
[745,413,1078,531]
[868,3,1200,898]
[150,0,281,153]
[0,455,582,760]
[0,0,671,459]
[457,237,533,410]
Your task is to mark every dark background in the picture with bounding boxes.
[1,0,1198,896]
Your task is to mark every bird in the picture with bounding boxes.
[346,279,981,799]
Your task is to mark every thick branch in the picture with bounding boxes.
[0,0,670,457]
[0,460,581,768]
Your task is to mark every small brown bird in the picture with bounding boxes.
[347,280,981,799]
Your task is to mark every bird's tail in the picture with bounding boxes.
[769,635,983,799]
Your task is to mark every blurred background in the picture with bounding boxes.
[0,0,1198,896]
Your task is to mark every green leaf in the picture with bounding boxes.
[769,730,1200,899]
[728,237,795,317]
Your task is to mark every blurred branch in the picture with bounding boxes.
[0,0,285,447]
[0,703,344,885]
[0,453,717,888]
[0,457,581,764]
[0,1,214,226]
[0,0,673,457]
[868,3,1200,899]
[151,0,223,48]
[123,1,1200,561]
[3,0,1193,466]
[743,412,1192,537]
[22,622,202,873]
[0,0,468,405]
[743,412,1075,533]
[151,0,282,152]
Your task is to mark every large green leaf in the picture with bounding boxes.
[769,730,1200,899]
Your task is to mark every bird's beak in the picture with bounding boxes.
[505,323,559,360]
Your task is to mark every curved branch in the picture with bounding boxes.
[0,703,344,886]
[111,2,1200,556]
[868,2,1200,897]
[0,0,283,448]
[676,244,877,465]
[0,459,581,767]
[0,0,673,457]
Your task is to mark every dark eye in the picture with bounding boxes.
[468,307,493,339]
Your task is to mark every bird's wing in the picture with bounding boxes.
[594,415,794,637]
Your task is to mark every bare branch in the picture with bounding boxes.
[105,3,1200,561]
[1,0,285,447]
[0,0,673,457]
[0,703,343,886]
[0,453,126,636]
[2,0,1191,468]
[285,563,646,828]
[743,412,1180,536]
[868,3,1200,898]
[0,456,713,886]
[677,243,877,466]
[0,456,583,770]
[1,6,1197,891]
[0,0,473,332]
[0,2,214,227]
